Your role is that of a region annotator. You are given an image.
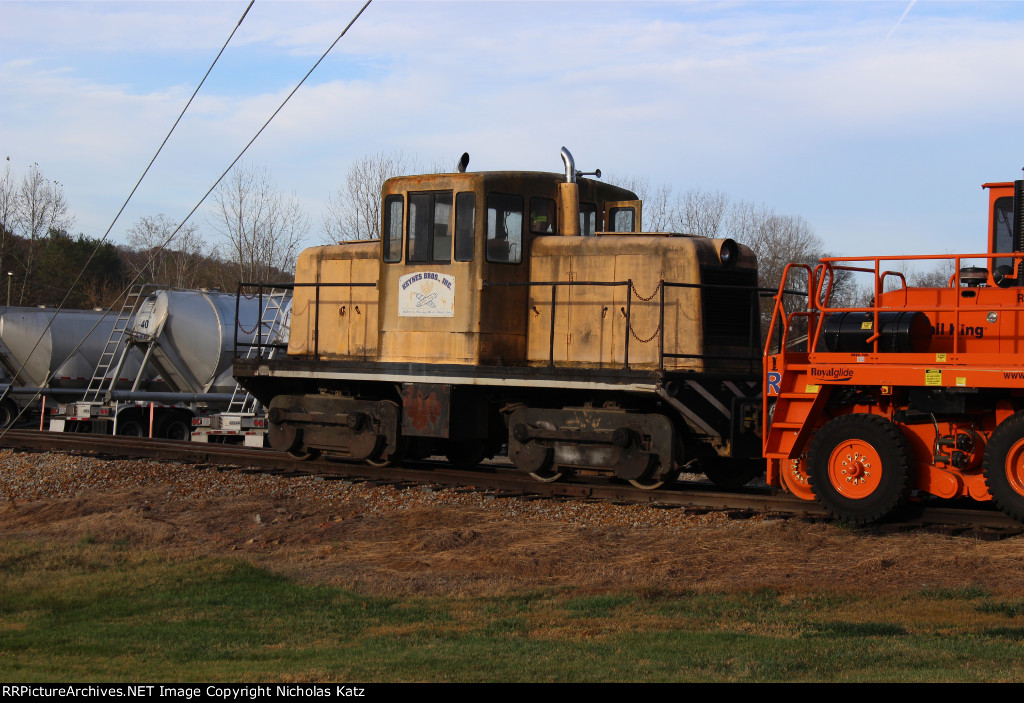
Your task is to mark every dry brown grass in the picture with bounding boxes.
[5,484,1024,599]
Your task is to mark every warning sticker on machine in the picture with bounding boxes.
[398,272,455,317]
[925,369,942,386]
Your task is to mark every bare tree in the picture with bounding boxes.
[209,163,308,283]
[602,173,672,232]
[602,176,731,237]
[677,186,730,238]
[905,258,957,288]
[0,157,17,278]
[13,163,74,303]
[125,214,209,288]
[323,151,415,243]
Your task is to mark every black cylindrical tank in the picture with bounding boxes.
[820,311,932,353]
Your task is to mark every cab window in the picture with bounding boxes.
[486,193,523,264]
[407,191,453,264]
[454,192,475,262]
[609,206,636,233]
[383,195,403,263]
[993,196,1014,270]
[530,198,556,234]
[580,202,597,236]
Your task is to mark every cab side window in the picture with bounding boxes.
[609,206,636,233]
[383,195,403,263]
[580,202,597,236]
[486,193,523,264]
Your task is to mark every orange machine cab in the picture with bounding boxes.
[764,179,1024,523]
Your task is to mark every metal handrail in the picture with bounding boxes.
[238,277,772,372]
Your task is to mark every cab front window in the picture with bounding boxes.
[407,191,453,264]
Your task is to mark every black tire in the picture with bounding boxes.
[116,418,146,437]
[982,412,1024,523]
[807,414,911,525]
[0,399,18,429]
[155,412,191,441]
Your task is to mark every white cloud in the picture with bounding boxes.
[0,0,1021,257]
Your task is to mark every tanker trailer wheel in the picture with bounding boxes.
[807,414,911,525]
[982,412,1024,522]
[0,399,17,429]
[116,413,146,437]
[155,411,192,441]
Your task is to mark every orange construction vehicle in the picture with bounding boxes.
[764,178,1024,523]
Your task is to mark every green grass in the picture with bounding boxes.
[3,540,1024,682]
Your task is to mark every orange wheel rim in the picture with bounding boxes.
[782,459,815,501]
[1004,438,1024,496]
[828,440,882,499]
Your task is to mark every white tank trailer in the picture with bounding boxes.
[49,289,264,439]
[0,307,159,428]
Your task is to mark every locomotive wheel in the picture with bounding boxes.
[365,436,405,467]
[629,471,679,491]
[807,414,911,525]
[982,412,1024,522]
[288,447,320,461]
[528,466,565,483]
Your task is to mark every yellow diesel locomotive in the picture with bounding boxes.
[234,149,763,489]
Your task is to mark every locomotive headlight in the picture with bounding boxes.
[719,238,739,269]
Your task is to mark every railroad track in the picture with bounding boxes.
[0,429,1017,534]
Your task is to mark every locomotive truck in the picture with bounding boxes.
[234,148,764,490]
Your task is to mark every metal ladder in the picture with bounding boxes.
[225,288,291,415]
[82,284,152,403]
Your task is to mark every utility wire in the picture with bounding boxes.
[0,1,255,451]
[0,1,260,466]
[0,0,374,456]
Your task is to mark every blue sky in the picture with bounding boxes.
[1,0,1022,258]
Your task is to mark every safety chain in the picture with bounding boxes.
[236,319,260,335]
[631,279,663,302]
[628,322,661,344]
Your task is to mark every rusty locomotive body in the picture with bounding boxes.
[234,149,763,489]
